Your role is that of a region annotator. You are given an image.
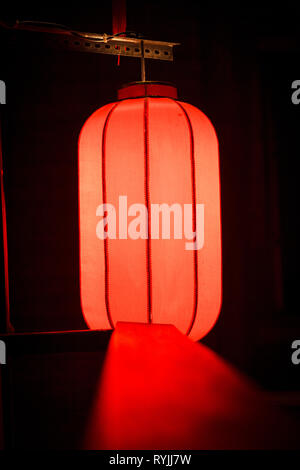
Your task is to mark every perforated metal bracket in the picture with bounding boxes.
[55,35,179,61]
[0,20,179,62]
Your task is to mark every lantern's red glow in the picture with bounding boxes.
[78,82,222,340]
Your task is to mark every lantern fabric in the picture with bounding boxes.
[78,82,222,341]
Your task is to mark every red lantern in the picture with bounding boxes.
[78,82,222,340]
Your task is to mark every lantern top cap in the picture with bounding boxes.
[117,81,178,100]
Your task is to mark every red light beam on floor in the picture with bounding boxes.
[83,322,298,449]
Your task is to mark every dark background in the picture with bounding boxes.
[0,1,300,418]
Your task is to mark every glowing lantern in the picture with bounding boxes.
[78,82,222,340]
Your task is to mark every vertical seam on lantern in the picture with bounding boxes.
[173,100,198,336]
[102,102,120,329]
[144,97,152,323]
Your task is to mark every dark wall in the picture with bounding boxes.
[0,3,300,391]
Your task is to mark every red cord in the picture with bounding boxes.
[112,0,126,67]
[0,118,13,332]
